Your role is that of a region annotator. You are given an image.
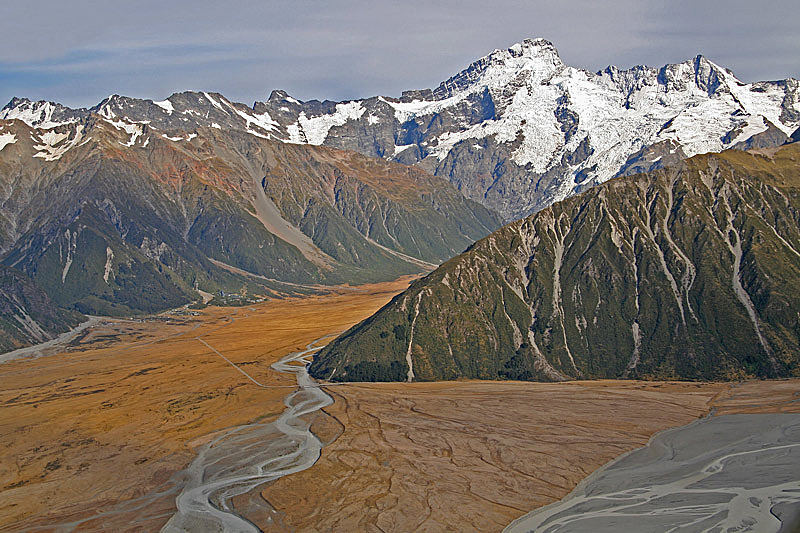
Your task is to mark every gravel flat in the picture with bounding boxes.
[505,413,800,533]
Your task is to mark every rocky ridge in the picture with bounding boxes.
[310,143,800,382]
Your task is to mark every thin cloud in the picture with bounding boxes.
[1,0,797,108]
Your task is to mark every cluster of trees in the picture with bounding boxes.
[332,360,408,382]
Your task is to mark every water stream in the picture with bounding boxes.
[160,336,334,532]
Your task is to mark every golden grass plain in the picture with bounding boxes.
[1,274,797,532]
[0,277,413,531]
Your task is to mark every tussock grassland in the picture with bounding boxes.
[0,277,413,531]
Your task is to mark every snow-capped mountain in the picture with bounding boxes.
[3,38,799,220]
[264,38,800,220]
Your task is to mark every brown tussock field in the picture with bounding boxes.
[0,277,414,532]
[260,379,799,532]
[1,273,797,532]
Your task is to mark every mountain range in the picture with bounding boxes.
[4,39,799,224]
[311,143,800,382]
[2,37,800,359]
[0,102,498,347]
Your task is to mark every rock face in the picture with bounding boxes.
[253,40,800,221]
[0,265,85,352]
[0,112,499,317]
[299,41,800,222]
[3,39,798,223]
[310,143,800,382]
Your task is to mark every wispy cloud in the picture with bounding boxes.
[0,44,266,76]
[1,0,797,108]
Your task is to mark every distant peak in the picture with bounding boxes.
[432,37,564,99]
[494,37,562,65]
[486,38,564,75]
[513,38,558,54]
[2,97,65,111]
[98,94,122,105]
[267,90,302,105]
[3,96,31,110]
[692,54,723,73]
[0,97,83,128]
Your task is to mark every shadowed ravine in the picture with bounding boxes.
[160,336,336,533]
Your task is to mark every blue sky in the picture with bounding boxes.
[1,0,798,108]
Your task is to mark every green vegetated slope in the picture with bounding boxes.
[0,265,85,352]
[0,117,500,321]
[311,144,800,382]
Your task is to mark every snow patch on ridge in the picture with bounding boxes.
[295,101,366,145]
[33,125,84,161]
[104,118,142,147]
[286,123,304,144]
[227,102,278,138]
[154,99,174,114]
[0,132,16,152]
[394,144,414,155]
[385,94,469,124]
[203,92,226,112]
[728,115,769,146]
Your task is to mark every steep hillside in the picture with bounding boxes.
[0,115,498,316]
[0,266,85,352]
[311,143,800,382]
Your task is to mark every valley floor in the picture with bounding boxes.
[261,379,799,532]
[0,277,413,531]
[0,279,797,532]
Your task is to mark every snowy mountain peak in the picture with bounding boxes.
[248,38,800,219]
[433,37,565,99]
[653,55,733,96]
[0,98,84,129]
[509,37,561,61]
[598,55,735,97]
[495,38,564,79]
[267,90,302,105]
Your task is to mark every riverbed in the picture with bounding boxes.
[160,337,334,532]
[505,413,800,533]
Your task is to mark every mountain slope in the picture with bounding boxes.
[310,143,800,382]
[0,114,499,316]
[0,265,85,353]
